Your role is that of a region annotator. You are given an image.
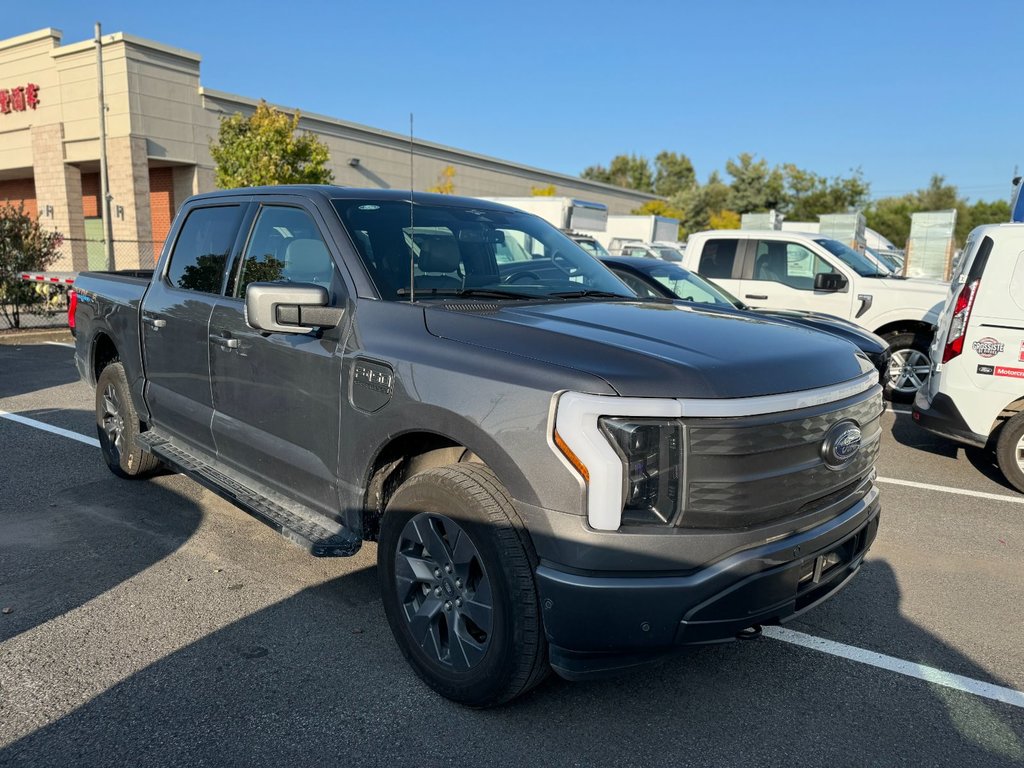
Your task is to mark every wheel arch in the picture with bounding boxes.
[873,319,934,341]
[91,331,119,384]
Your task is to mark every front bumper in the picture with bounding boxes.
[536,489,880,680]
[912,390,989,448]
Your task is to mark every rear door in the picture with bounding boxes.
[141,200,248,453]
[208,198,350,516]
[738,238,854,317]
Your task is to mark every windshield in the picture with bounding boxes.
[636,262,737,307]
[814,238,889,277]
[655,247,683,262]
[574,238,611,259]
[864,246,900,273]
[332,199,635,301]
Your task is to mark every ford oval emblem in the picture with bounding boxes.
[821,421,862,470]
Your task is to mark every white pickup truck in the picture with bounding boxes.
[682,229,949,401]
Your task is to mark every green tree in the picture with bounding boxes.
[0,205,63,328]
[864,175,996,248]
[674,171,732,234]
[781,165,870,221]
[653,151,696,197]
[631,199,688,239]
[724,153,786,213]
[210,100,333,188]
[581,153,654,192]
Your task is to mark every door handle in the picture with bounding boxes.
[209,334,239,349]
[745,294,768,300]
[143,316,166,329]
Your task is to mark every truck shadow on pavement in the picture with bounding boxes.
[2,546,1022,766]
[0,342,82,400]
[0,474,203,645]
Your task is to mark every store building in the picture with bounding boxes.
[0,27,660,271]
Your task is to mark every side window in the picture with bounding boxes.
[237,206,336,296]
[697,238,739,279]
[166,205,243,294]
[753,240,835,290]
[612,270,661,298]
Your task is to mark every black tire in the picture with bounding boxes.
[378,463,549,707]
[883,330,932,403]
[95,362,160,479]
[995,414,1024,494]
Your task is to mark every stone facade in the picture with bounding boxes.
[0,27,660,271]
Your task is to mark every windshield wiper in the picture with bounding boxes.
[395,287,538,300]
[549,289,631,299]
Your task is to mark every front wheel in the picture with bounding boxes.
[884,330,932,403]
[995,413,1024,494]
[95,362,161,479]
[378,463,549,707]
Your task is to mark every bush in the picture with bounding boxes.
[0,205,63,328]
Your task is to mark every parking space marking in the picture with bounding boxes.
[43,341,75,348]
[765,626,1024,709]
[884,405,913,415]
[0,408,100,447]
[877,476,1024,505]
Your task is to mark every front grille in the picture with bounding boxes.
[679,388,882,529]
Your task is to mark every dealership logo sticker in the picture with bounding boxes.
[972,337,1004,358]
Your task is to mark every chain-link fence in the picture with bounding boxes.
[3,238,160,330]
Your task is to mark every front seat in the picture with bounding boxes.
[415,237,462,290]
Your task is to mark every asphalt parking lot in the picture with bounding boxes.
[1,335,1022,767]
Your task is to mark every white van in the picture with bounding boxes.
[913,223,1024,491]
[682,229,949,400]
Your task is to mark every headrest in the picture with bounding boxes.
[418,237,461,273]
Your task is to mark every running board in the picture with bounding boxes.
[137,430,359,557]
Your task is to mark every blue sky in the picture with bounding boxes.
[12,1,1021,201]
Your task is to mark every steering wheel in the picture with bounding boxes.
[550,250,581,278]
[503,270,541,284]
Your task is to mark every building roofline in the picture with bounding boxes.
[51,31,201,62]
[199,87,662,203]
[0,28,62,53]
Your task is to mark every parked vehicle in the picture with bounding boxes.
[913,223,1024,491]
[565,232,612,259]
[603,256,890,383]
[578,214,680,252]
[73,186,882,706]
[617,242,684,262]
[681,229,949,401]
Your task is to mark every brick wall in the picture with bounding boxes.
[0,178,38,218]
[81,172,99,218]
[149,167,174,254]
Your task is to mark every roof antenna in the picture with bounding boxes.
[408,112,415,304]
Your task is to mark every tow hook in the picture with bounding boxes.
[736,625,763,640]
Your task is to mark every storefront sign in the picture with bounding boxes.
[0,83,40,114]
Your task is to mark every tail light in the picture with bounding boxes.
[68,289,78,330]
[942,279,978,363]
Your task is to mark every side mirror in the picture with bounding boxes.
[245,283,344,334]
[814,273,848,292]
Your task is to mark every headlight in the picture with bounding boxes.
[599,417,682,526]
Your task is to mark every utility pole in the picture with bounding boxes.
[95,22,114,270]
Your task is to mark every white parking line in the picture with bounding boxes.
[0,408,100,447]
[884,406,913,415]
[44,340,75,348]
[765,626,1024,709]
[877,476,1024,505]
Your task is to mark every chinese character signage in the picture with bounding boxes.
[0,84,40,115]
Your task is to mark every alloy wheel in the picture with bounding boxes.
[888,348,930,394]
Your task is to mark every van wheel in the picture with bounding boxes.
[95,362,160,479]
[884,331,932,403]
[995,414,1024,494]
[378,463,549,707]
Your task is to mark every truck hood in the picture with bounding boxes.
[749,308,887,354]
[424,300,872,398]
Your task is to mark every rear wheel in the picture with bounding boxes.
[378,463,548,707]
[95,362,160,479]
[995,413,1024,494]
[884,331,932,403]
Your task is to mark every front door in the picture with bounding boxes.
[739,238,854,317]
[140,202,248,454]
[209,201,348,516]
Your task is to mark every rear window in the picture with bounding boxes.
[697,239,739,279]
[166,205,243,294]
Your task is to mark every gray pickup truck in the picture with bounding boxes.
[72,186,882,706]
